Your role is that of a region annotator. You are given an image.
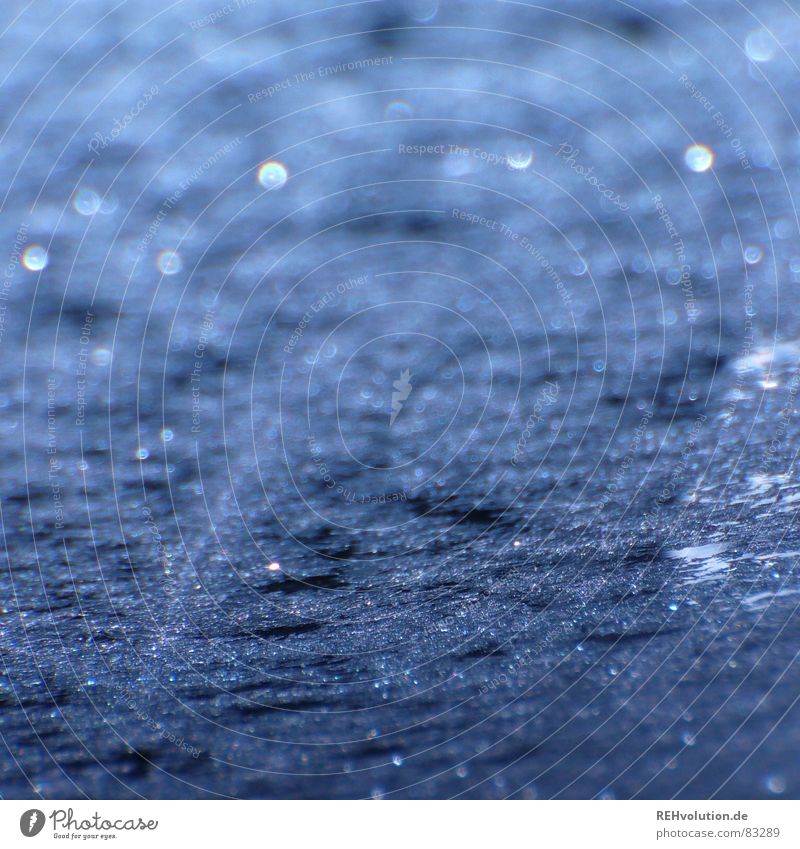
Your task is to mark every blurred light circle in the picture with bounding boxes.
[22,244,48,271]
[570,258,588,276]
[99,194,118,214]
[506,143,533,170]
[666,267,682,285]
[73,188,102,216]
[157,250,182,275]
[684,144,714,172]
[745,29,778,63]
[744,245,764,265]
[91,347,111,366]
[257,160,288,190]
[384,99,413,120]
[406,0,438,22]
[765,775,786,795]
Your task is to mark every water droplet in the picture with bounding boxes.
[774,218,793,239]
[684,144,714,173]
[91,348,111,367]
[665,267,681,285]
[765,774,786,795]
[157,251,182,275]
[135,447,149,460]
[681,731,696,746]
[391,754,404,767]
[668,602,679,612]
[745,29,778,63]
[744,245,763,265]
[506,143,533,171]
[99,195,119,215]
[443,151,475,178]
[22,245,48,271]
[512,540,522,547]
[669,42,697,67]
[406,0,437,22]
[72,188,101,216]
[593,359,605,373]
[455,766,468,778]
[257,160,288,190]
[570,258,588,276]
[384,99,412,121]
[160,429,174,443]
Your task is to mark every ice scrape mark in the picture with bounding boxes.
[668,543,731,586]
[743,589,800,610]
[735,346,783,374]
[755,551,800,561]
[748,473,789,496]
[739,474,800,512]
[724,342,800,406]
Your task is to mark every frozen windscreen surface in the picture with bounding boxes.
[1,0,800,799]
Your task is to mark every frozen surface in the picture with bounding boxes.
[1,0,800,798]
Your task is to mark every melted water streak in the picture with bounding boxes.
[678,342,800,534]
[654,343,800,613]
[664,542,800,618]
[667,544,732,586]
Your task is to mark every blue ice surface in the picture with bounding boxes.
[1,0,800,799]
